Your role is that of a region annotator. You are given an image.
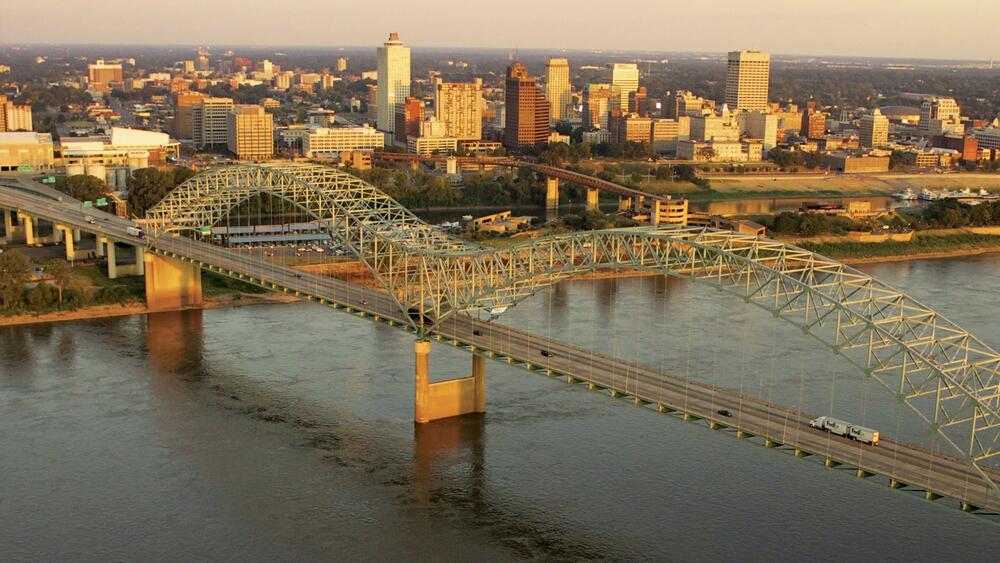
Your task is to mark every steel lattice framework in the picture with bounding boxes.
[146,163,1000,488]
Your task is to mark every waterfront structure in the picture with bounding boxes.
[583,83,619,129]
[302,126,384,157]
[503,62,549,149]
[610,63,639,111]
[725,50,770,112]
[227,105,274,160]
[376,32,411,135]
[434,79,483,140]
[0,132,54,170]
[192,97,235,148]
[822,152,890,173]
[173,91,208,140]
[859,108,890,148]
[545,58,571,124]
[0,95,32,132]
[394,97,425,145]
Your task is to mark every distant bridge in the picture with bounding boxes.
[2,164,999,514]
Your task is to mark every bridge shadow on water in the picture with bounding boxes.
[141,308,610,560]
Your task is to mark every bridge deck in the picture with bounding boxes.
[2,184,998,513]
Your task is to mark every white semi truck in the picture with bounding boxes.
[809,416,879,446]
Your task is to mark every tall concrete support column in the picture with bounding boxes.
[73,229,81,243]
[410,160,420,172]
[17,212,35,245]
[545,176,559,210]
[618,196,632,212]
[633,194,645,213]
[472,352,486,413]
[143,253,203,311]
[586,188,600,212]
[105,239,118,279]
[650,200,661,226]
[56,225,79,261]
[2,208,12,243]
[95,235,106,257]
[414,340,487,423]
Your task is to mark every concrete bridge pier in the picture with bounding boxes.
[414,340,486,423]
[618,196,632,212]
[633,194,645,213]
[2,208,13,243]
[55,224,81,261]
[143,253,203,311]
[649,199,661,226]
[586,188,600,212]
[99,237,145,279]
[16,212,35,245]
[545,176,559,210]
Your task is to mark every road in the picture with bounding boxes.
[2,182,998,513]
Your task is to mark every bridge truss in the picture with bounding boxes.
[146,163,1000,489]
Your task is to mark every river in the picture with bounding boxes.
[2,255,999,561]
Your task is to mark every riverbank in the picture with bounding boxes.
[0,292,297,328]
[788,231,1000,263]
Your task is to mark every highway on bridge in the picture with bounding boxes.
[2,183,998,514]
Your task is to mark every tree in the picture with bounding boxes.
[0,249,32,311]
[45,260,73,309]
[58,175,108,202]
[126,168,178,217]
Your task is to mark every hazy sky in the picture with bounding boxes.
[6,0,999,60]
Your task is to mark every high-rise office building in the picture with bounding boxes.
[725,50,770,112]
[434,78,483,141]
[610,63,639,112]
[503,62,549,149]
[394,97,425,144]
[545,58,571,124]
[920,97,962,135]
[227,105,274,160]
[88,59,123,91]
[0,95,33,132]
[173,91,208,140]
[629,87,649,117]
[377,32,411,134]
[336,57,348,72]
[583,83,620,129]
[859,108,889,148]
[192,97,235,148]
[801,109,826,139]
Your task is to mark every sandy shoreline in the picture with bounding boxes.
[3,245,999,328]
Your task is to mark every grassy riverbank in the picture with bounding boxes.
[793,232,1000,262]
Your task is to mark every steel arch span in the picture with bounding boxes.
[146,163,1000,488]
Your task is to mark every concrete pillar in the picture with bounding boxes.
[51,224,64,244]
[73,229,81,243]
[2,208,12,243]
[410,160,420,172]
[545,176,559,210]
[618,196,632,212]
[650,199,661,226]
[143,253,203,311]
[586,188,600,212]
[17,213,35,245]
[633,194,645,213]
[415,340,432,424]
[473,352,486,414]
[414,340,487,423]
[95,235,106,258]
[56,225,79,261]
[106,240,118,279]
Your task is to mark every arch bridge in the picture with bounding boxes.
[144,163,1000,497]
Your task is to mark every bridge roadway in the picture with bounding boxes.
[374,153,665,203]
[1,186,998,513]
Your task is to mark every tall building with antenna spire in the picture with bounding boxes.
[377,32,410,135]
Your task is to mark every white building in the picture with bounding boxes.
[610,63,639,112]
[725,50,770,112]
[376,32,410,134]
[545,58,571,124]
[302,126,384,157]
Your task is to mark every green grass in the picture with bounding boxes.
[796,232,1000,260]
